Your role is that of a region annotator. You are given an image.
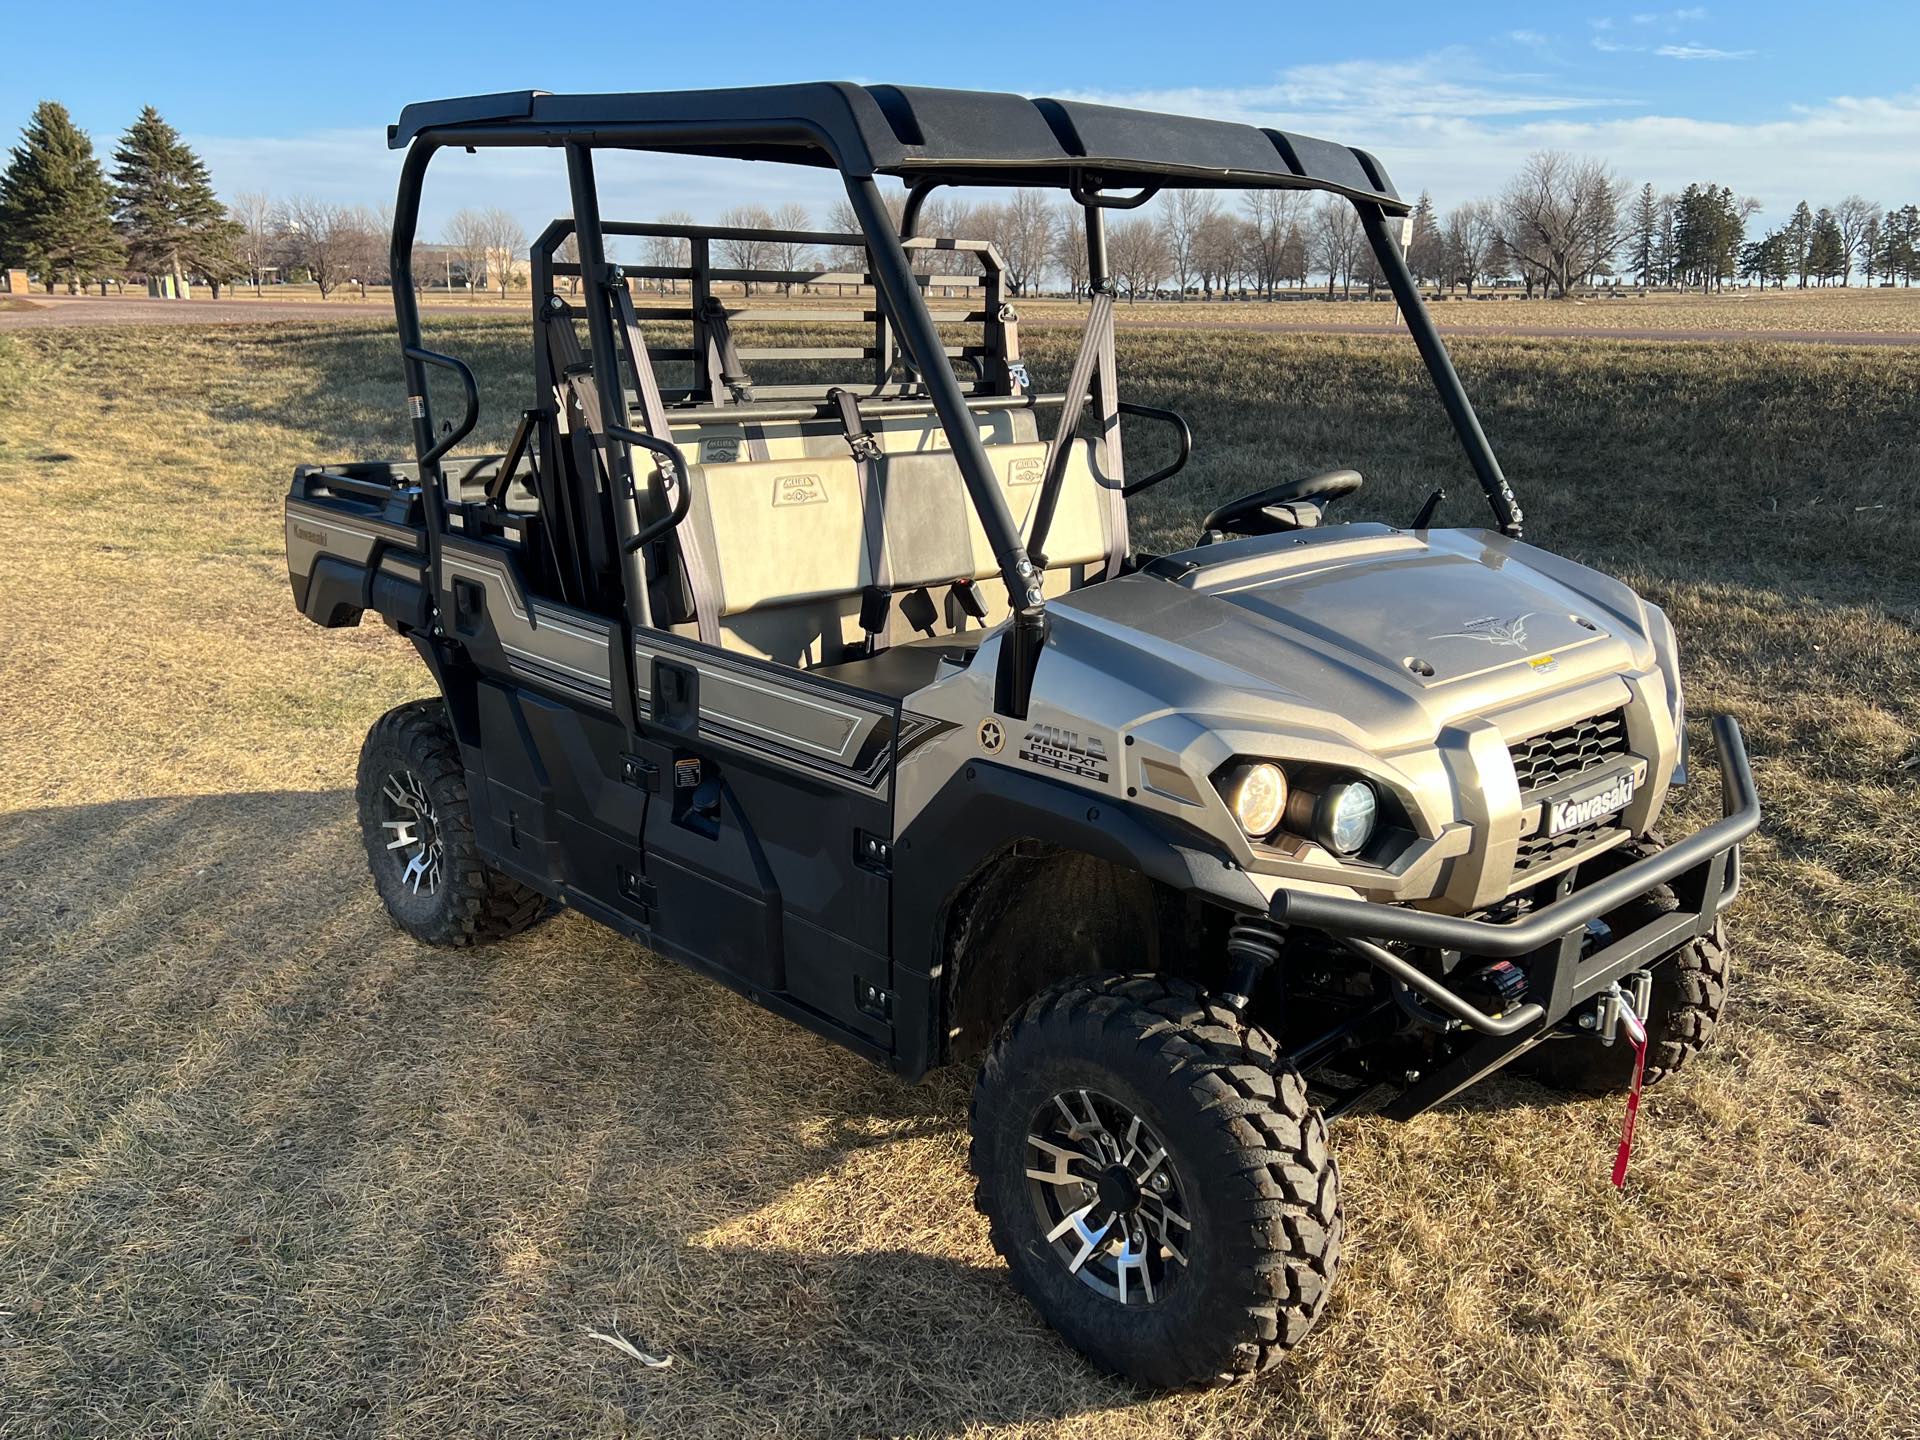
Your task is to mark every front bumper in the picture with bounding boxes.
[1268,715,1759,1117]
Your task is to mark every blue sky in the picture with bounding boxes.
[6,1,1917,239]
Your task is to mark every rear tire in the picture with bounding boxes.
[355,699,549,947]
[970,974,1342,1389]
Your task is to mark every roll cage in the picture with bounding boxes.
[386,82,1524,717]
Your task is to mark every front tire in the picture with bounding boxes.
[970,974,1342,1389]
[355,699,548,947]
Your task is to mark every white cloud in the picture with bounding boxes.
[1062,65,1920,226]
[1655,43,1754,60]
[1507,29,1551,48]
[188,60,1920,248]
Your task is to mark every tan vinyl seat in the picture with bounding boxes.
[679,422,1119,668]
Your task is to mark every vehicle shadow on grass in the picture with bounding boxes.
[0,789,1192,1437]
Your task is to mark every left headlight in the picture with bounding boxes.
[1221,761,1288,837]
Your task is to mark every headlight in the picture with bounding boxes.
[1223,761,1287,837]
[1288,778,1378,855]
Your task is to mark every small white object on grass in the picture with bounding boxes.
[585,1320,673,1369]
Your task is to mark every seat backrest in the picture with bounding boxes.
[680,435,1118,664]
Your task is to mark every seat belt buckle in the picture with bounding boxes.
[950,579,988,622]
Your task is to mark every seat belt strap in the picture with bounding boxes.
[700,297,770,463]
[1089,293,1129,578]
[831,387,892,655]
[1031,287,1113,569]
[616,281,721,646]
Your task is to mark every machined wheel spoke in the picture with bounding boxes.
[382,819,419,850]
[1026,1135,1098,1189]
[1028,1086,1189,1307]
[382,773,411,808]
[1059,1207,1115,1274]
[1116,1236,1155,1305]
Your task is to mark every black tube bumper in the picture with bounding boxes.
[1270,715,1759,1118]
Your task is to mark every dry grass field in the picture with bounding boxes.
[1,313,1917,1439]
[1066,285,1920,335]
[24,282,1920,342]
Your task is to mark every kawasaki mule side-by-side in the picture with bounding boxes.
[285,85,1757,1387]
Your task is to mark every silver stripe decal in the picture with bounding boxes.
[285,500,420,547]
[631,637,887,767]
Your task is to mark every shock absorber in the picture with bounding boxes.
[1221,917,1286,1014]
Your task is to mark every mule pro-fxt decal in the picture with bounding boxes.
[1016,722,1112,784]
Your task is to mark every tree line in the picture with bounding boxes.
[6,97,1917,303]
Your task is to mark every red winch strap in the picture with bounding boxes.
[1611,1002,1650,1189]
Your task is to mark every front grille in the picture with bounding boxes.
[1514,817,1623,873]
[1508,709,1630,795]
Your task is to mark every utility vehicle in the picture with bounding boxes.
[286,84,1758,1388]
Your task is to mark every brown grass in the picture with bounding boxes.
[1056,285,1920,335]
[1,317,1917,1439]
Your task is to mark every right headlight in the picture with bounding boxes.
[1288,778,1379,856]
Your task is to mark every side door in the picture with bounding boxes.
[622,632,904,1051]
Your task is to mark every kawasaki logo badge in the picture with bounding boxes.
[1018,724,1110,783]
[1546,770,1636,836]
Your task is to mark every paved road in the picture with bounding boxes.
[5,291,1918,347]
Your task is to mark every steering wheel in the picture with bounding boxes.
[1200,469,1365,537]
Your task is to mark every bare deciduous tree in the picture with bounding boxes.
[1159,190,1219,299]
[1051,202,1089,297]
[1243,190,1309,299]
[1194,211,1247,300]
[1833,195,1879,286]
[280,196,357,299]
[716,205,775,294]
[767,202,812,294]
[1312,199,1366,297]
[988,189,1055,297]
[229,191,279,292]
[444,208,490,296]
[1496,151,1626,298]
[1107,216,1170,301]
[643,211,695,294]
[1442,199,1498,295]
[480,207,526,299]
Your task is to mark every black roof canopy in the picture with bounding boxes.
[389,82,1406,211]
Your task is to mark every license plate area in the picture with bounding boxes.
[1544,768,1637,837]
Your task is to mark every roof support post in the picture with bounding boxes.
[565,141,654,630]
[842,174,1049,718]
[1357,201,1524,538]
[389,140,448,570]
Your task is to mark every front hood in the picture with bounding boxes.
[1050,524,1659,754]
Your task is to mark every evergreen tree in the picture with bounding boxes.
[1783,201,1814,288]
[1807,208,1846,286]
[1405,191,1443,286]
[111,105,239,293]
[1889,206,1919,286]
[0,100,123,292]
[1628,182,1659,286]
